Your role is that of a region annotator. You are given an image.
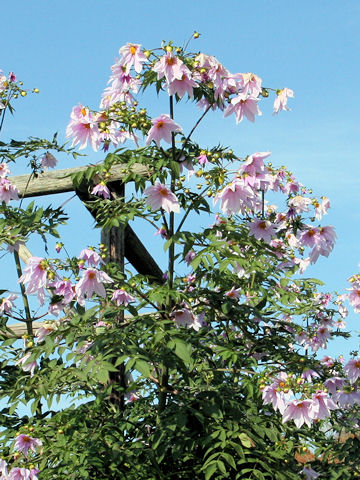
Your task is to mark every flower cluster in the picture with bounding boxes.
[66,42,293,153]
[0,162,19,204]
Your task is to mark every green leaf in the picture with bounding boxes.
[204,462,217,480]
[173,338,192,365]
[134,358,151,377]
[239,433,253,448]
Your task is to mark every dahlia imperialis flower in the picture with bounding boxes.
[112,289,136,306]
[224,93,262,123]
[145,114,182,147]
[66,104,100,151]
[344,357,360,384]
[248,219,277,244]
[347,281,360,312]
[300,466,320,480]
[118,43,148,74]
[14,434,42,455]
[75,268,113,305]
[144,183,180,213]
[214,178,255,215]
[282,399,314,428]
[40,152,57,169]
[0,178,19,204]
[273,88,294,114]
[79,248,104,267]
[18,257,50,305]
[153,52,186,84]
[91,182,111,199]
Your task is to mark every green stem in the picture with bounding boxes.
[175,184,211,234]
[175,105,211,162]
[13,250,33,336]
[168,96,176,289]
[158,367,169,413]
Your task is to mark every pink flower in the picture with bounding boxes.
[262,385,287,414]
[225,287,241,299]
[17,353,37,377]
[36,323,56,342]
[0,459,8,477]
[18,257,49,305]
[344,357,360,384]
[311,390,337,419]
[238,151,271,178]
[0,293,17,314]
[314,196,330,220]
[112,289,135,306]
[323,376,345,394]
[288,195,312,213]
[155,226,168,239]
[9,467,39,480]
[300,227,320,249]
[52,279,76,304]
[197,154,209,165]
[91,182,111,199]
[333,389,360,407]
[224,94,262,123]
[145,114,182,147]
[152,53,186,83]
[118,43,148,73]
[214,178,256,215]
[66,104,100,151]
[40,152,57,169]
[347,281,360,312]
[165,72,197,98]
[248,219,277,243]
[240,72,262,97]
[273,88,294,114]
[282,399,315,428]
[79,248,104,267]
[300,466,320,480]
[171,308,204,331]
[75,268,113,305]
[262,373,292,413]
[144,183,180,213]
[14,434,42,455]
[0,178,19,204]
[0,162,11,177]
[185,250,196,265]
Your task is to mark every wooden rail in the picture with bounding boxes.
[10,163,148,198]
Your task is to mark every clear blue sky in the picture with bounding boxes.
[1,0,360,356]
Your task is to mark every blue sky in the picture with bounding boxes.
[1,0,360,356]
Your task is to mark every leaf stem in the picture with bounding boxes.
[13,250,33,336]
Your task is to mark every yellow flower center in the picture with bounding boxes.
[129,45,137,55]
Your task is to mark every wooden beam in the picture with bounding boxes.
[124,224,164,283]
[9,163,148,199]
[5,320,46,338]
[75,178,164,282]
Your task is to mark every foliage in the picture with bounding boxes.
[0,38,360,480]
